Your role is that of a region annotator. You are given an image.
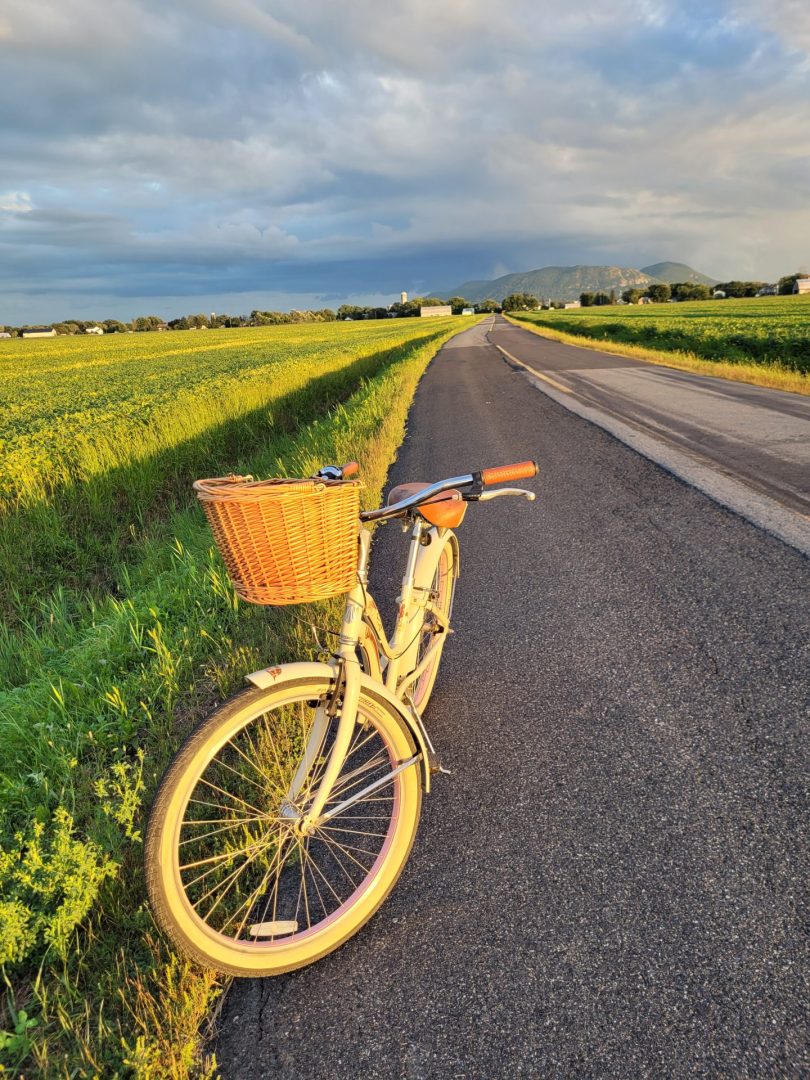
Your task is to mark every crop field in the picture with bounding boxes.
[512,294,810,387]
[0,317,470,1076]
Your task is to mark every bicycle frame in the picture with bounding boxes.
[247,516,458,830]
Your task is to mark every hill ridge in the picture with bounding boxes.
[435,261,716,303]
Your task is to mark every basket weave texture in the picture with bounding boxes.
[194,475,361,605]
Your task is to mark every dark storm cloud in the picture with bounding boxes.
[1,0,809,321]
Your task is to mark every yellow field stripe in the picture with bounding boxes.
[494,345,572,394]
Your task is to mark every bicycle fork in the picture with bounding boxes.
[293,532,371,834]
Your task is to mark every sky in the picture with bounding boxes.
[1,0,809,324]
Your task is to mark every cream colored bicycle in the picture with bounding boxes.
[145,458,538,976]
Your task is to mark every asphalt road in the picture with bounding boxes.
[216,320,809,1079]
[492,317,810,519]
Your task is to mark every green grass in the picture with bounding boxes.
[0,317,476,1077]
[0,320,460,646]
[510,294,810,393]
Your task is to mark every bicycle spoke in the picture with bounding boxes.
[229,833,293,939]
[182,832,272,892]
[317,823,388,840]
[312,829,378,874]
[159,685,414,960]
[180,836,271,872]
[314,828,382,860]
[225,734,287,794]
[179,817,274,847]
[196,775,266,817]
[195,830,279,920]
[310,832,365,890]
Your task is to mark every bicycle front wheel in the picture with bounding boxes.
[145,676,422,976]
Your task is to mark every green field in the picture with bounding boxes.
[0,317,471,1077]
[511,294,810,387]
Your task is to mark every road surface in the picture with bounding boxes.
[216,319,809,1079]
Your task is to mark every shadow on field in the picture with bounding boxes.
[0,337,439,633]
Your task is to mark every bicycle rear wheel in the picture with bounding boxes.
[411,541,457,712]
[145,676,421,976]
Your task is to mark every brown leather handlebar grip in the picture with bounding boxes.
[480,460,538,485]
[341,461,360,478]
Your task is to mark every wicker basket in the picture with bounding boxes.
[194,475,361,605]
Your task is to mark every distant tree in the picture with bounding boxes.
[778,273,810,295]
[609,288,617,304]
[594,292,611,306]
[475,299,499,313]
[670,282,711,302]
[132,315,163,331]
[103,319,128,333]
[168,316,190,330]
[448,296,469,314]
[646,283,671,303]
[579,292,595,307]
[713,280,762,298]
[502,293,538,311]
[389,300,420,317]
[622,288,643,304]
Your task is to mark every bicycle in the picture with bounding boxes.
[145,458,538,976]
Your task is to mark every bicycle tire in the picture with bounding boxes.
[145,677,422,976]
[410,541,457,712]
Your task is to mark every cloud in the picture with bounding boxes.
[731,0,810,52]
[1,0,809,321]
[0,191,33,214]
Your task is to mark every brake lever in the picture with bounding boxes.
[476,488,536,502]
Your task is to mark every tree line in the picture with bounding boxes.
[4,273,806,336]
[495,273,810,313]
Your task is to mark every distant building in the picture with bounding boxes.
[157,323,170,331]
[793,278,810,295]
[0,332,11,339]
[420,305,452,317]
[563,300,581,309]
[712,290,727,299]
[21,327,57,338]
[639,296,653,304]
[85,325,104,334]
[461,307,475,315]
[400,291,408,304]
[756,285,778,297]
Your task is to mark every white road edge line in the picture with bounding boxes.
[495,345,572,393]
[498,349,810,559]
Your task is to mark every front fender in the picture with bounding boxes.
[245,661,432,792]
[246,660,335,690]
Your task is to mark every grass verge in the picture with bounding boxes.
[0,319,475,1077]
[506,315,810,396]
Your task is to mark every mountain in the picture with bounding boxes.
[640,262,717,286]
[437,261,717,302]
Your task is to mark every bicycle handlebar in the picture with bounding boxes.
[481,460,537,485]
[359,458,539,523]
[360,474,475,522]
